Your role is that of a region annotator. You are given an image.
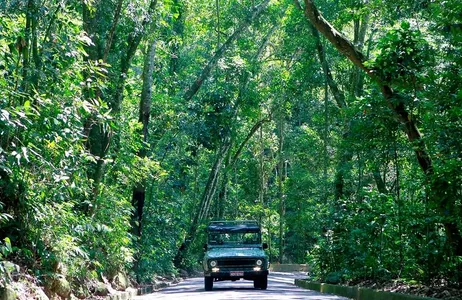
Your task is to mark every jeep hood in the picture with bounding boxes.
[206,247,266,259]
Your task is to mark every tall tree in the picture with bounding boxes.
[301,0,462,255]
[82,0,157,200]
[173,0,274,268]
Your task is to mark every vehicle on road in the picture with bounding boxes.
[202,220,269,291]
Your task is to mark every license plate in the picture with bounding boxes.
[230,271,244,277]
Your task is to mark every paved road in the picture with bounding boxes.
[135,272,349,300]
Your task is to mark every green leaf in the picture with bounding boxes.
[21,147,29,162]
[4,237,12,252]
[401,21,410,30]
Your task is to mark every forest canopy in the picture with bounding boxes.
[1,0,461,298]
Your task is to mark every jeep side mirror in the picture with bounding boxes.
[203,243,208,251]
[262,243,268,249]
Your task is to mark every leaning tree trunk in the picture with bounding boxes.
[174,116,272,268]
[302,0,462,255]
[192,19,278,222]
[174,138,232,268]
[182,0,270,101]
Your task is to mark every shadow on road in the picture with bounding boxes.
[135,276,348,299]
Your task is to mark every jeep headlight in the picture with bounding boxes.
[256,259,263,266]
[210,260,217,267]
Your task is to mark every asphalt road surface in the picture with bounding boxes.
[134,272,349,300]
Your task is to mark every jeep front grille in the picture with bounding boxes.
[217,259,256,268]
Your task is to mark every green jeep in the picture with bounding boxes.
[202,220,269,291]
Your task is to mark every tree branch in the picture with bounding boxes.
[230,117,271,167]
[183,0,271,101]
[302,0,432,174]
[103,0,124,62]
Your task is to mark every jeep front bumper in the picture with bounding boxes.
[204,269,268,280]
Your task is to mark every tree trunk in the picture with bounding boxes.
[229,118,271,168]
[349,14,369,97]
[302,0,432,172]
[81,0,115,196]
[20,0,35,93]
[277,111,285,263]
[258,114,265,225]
[82,0,157,203]
[139,40,157,149]
[294,0,345,108]
[131,36,157,282]
[167,0,185,95]
[216,148,232,220]
[323,80,329,196]
[309,7,350,199]
[30,0,40,89]
[302,0,462,255]
[131,39,157,238]
[103,0,124,63]
[309,22,346,109]
[112,0,158,114]
[372,165,388,194]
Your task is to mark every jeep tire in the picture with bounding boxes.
[260,275,268,290]
[204,277,213,291]
[254,275,267,290]
[253,279,260,289]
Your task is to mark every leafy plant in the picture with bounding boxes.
[367,22,433,88]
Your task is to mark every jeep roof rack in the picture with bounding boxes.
[207,220,261,232]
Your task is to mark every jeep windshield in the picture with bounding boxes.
[207,221,262,247]
[208,232,261,246]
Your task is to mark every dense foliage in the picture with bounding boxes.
[0,0,461,296]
